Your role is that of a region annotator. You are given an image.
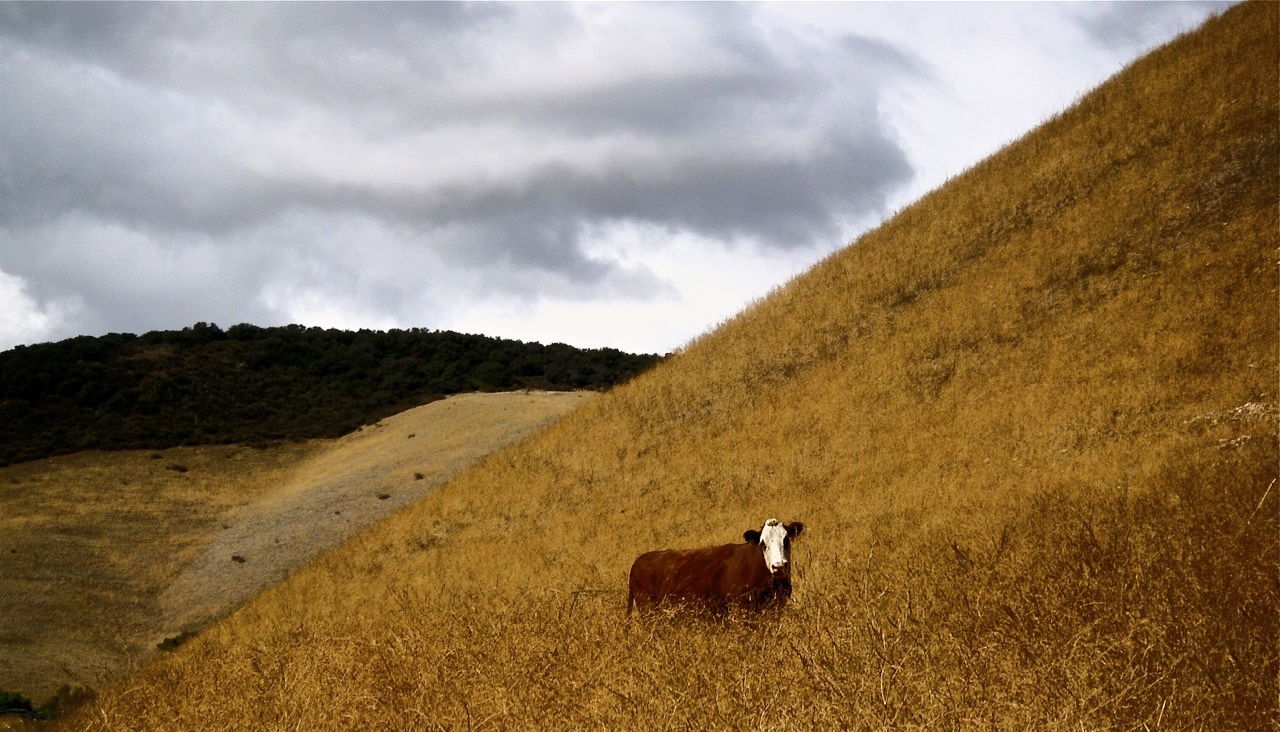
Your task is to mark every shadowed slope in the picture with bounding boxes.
[66,3,1276,729]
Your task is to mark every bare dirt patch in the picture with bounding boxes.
[0,390,592,700]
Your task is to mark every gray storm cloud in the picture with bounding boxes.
[0,1,921,343]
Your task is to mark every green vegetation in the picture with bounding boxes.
[0,324,660,465]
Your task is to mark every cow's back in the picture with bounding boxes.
[629,544,734,612]
[629,542,784,614]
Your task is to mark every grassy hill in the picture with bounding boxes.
[0,391,593,711]
[0,324,659,466]
[56,3,1276,728]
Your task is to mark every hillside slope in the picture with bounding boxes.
[67,3,1276,729]
[0,391,591,706]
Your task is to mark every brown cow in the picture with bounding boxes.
[627,518,804,616]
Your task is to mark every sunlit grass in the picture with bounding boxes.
[62,3,1278,729]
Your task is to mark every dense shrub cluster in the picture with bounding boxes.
[0,323,660,465]
[0,685,93,722]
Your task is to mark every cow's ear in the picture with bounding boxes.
[743,529,761,544]
[786,522,804,539]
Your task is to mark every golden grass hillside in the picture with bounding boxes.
[0,391,591,709]
[64,3,1276,729]
[0,442,319,712]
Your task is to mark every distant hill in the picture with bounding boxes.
[0,323,660,465]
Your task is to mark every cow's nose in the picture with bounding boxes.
[771,560,787,573]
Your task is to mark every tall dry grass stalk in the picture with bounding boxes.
[65,3,1276,729]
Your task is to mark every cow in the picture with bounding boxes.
[627,518,804,617]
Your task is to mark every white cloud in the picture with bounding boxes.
[446,222,824,354]
[0,267,79,350]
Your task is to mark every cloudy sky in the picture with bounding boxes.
[0,2,1231,355]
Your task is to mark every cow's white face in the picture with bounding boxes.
[758,518,794,577]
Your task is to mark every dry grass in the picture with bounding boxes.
[54,3,1279,729]
[0,442,318,705]
[0,391,591,708]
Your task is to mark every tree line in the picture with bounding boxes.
[0,322,662,466]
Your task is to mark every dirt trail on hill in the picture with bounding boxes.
[159,391,594,635]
